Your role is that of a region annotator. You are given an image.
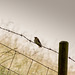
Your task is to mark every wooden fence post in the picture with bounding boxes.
[58,41,69,75]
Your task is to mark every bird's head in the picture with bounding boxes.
[34,37,37,39]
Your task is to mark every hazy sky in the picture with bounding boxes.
[0,0,75,67]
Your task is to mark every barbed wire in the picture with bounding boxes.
[0,26,75,63]
[68,57,75,62]
[0,26,58,54]
[0,42,58,75]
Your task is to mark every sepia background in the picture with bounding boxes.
[0,0,75,74]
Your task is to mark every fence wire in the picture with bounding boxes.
[0,27,58,54]
[0,26,75,63]
[46,68,49,75]
[26,60,33,75]
[0,63,19,75]
[7,51,16,75]
[0,42,58,75]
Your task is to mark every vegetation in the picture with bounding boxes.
[0,26,74,75]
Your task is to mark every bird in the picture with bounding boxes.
[34,37,42,47]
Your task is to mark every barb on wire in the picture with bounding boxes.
[0,26,58,54]
[0,26,75,63]
[68,57,75,62]
[0,42,58,73]
[0,27,32,42]
[27,60,33,75]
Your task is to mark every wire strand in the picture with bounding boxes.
[0,63,19,75]
[7,51,16,75]
[0,26,58,53]
[26,60,33,75]
[0,42,58,74]
[0,26,75,63]
[0,26,75,74]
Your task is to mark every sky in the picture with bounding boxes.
[0,0,75,69]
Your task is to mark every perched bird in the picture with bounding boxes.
[34,37,42,47]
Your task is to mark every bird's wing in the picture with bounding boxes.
[36,38,41,43]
